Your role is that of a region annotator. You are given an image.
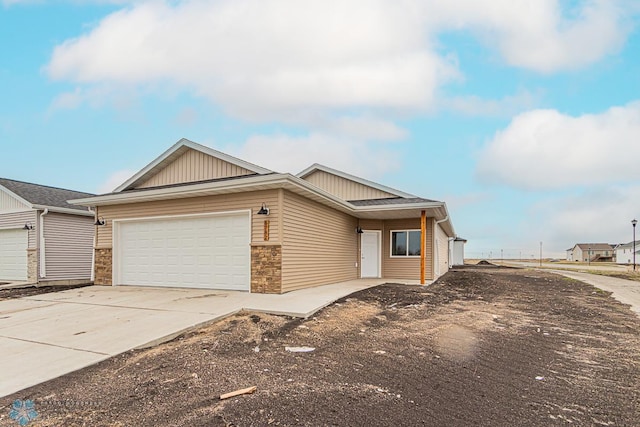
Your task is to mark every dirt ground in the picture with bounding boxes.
[0,284,90,301]
[2,267,639,426]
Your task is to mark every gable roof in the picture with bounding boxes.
[0,178,94,214]
[297,163,416,199]
[70,141,456,237]
[114,138,273,192]
[615,241,640,250]
[574,243,615,251]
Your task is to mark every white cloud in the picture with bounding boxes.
[97,169,136,193]
[227,133,402,179]
[476,101,640,190]
[426,0,630,73]
[44,0,632,121]
[46,0,459,121]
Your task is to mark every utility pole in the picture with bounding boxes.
[539,242,542,267]
[633,219,637,271]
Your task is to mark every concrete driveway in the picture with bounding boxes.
[551,270,640,315]
[0,279,392,398]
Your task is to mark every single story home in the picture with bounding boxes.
[567,243,615,263]
[70,139,457,294]
[0,178,95,284]
[615,241,640,265]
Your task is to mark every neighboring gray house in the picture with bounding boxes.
[567,243,615,263]
[0,178,95,284]
[615,241,640,265]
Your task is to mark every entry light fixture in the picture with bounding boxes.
[356,226,364,234]
[257,203,270,215]
[23,222,34,230]
[94,216,106,226]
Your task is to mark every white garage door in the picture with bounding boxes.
[0,229,28,281]
[116,212,251,290]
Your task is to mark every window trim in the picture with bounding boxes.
[390,229,422,258]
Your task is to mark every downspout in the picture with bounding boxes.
[88,207,96,282]
[434,216,449,278]
[39,208,49,279]
[420,211,426,284]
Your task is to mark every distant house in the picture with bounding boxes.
[567,243,615,263]
[566,248,574,261]
[0,178,95,284]
[615,241,640,265]
[450,237,467,266]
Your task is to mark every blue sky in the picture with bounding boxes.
[2,0,640,258]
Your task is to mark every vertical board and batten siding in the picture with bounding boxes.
[435,222,450,277]
[0,211,37,248]
[382,218,434,280]
[0,190,30,211]
[302,170,397,201]
[96,190,280,248]
[281,190,358,292]
[42,213,93,280]
[137,149,255,189]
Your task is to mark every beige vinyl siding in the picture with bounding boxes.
[96,190,280,248]
[42,213,93,280]
[0,189,30,211]
[359,219,384,230]
[382,218,434,280]
[281,190,358,292]
[303,170,397,201]
[0,211,37,248]
[137,148,255,189]
[435,222,449,277]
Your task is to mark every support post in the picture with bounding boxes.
[420,210,426,285]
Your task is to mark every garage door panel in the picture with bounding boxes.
[118,212,250,290]
[0,229,28,281]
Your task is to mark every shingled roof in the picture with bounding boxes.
[575,243,615,251]
[348,197,439,206]
[0,178,95,212]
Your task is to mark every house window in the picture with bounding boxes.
[391,230,421,257]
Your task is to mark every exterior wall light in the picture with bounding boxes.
[257,203,270,215]
[23,222,34,230]
[94,216,106,226]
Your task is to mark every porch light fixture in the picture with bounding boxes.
[94,216,106,226]
[23,222,34,230]
[633,219,637,271]
[356,226,364,234]
[257,203,270,215]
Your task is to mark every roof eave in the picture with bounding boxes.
[71,173,294,207]
[70,173,456,235]
[32,205,94,217]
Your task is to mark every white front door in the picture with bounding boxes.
[361,231,380,278]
